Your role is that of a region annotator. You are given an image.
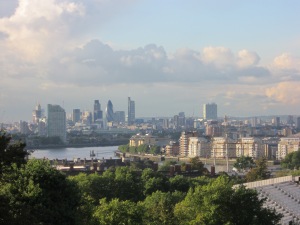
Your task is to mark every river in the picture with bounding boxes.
[29,146,119,160]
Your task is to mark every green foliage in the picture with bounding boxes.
[0,159,80,225]
[0,132,29,172]
[149,145,161,155]
[246,157,270,182]
[189,156,207,175]
[118,144,161,155]
[114,167,143,201]
[233,156,255,172]
[158,160,177,171]
[174,176,282,225]
[93,198,143,225]
[141,168,169,196]
[169,175,191,193]
[140,191,185,225]
[281,150,300,170]
[118,144,129,153]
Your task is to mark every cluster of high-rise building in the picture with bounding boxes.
[3,101,300,161]
[13,98,136,143]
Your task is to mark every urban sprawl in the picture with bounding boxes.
[1,99,300,162]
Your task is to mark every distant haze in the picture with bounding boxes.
[1,0,300,122]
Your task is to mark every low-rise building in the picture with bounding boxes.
[188,137,210,158]
[211,137,236,158]
[277,138,300,160]
[236,137,265,159]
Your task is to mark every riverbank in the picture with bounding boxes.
[26,140,128,150]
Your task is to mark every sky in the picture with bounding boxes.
[1,0,300,122]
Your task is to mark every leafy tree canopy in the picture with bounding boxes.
[246,157,270,182]
[0,131,29,173]
[233,156,255,172]
[281,150,300,170]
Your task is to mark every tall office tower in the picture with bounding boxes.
[203,103,217,120]
[82,111,92,125]
[296,117,300,130]
[128,97,135,125]
[72,109,81,123]
[32,103,42,124]
[178,112,186,127]
[287,115,294,125]
[93,100,103,122]
[272,116,280,127]
[19,120,30,134]
[114,111,125,123]
[106,100,114,122]
[163,118,169,129]
[47,104,66,143]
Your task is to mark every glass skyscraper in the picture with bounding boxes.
[47,104,66,143]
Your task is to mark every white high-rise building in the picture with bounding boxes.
[203,103,217,120]
[47,104,66,143]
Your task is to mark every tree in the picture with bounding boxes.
[93,198,143,225]
[158,160,177,171]
[246,157,270,182]
[114,167,143,201]
[189,156,207,175]
[169,175,191,193]
[141,168,169,196]
[0,132,29,173]
[140,191,185,225]
[0,159,81,225]
[174,176,281,225]
[281,151,300,170]
[233,156,255,172]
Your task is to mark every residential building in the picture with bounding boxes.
[188,137,210,157]
[129,134,170,147]
[165,142,179,156]
[211,137,236,158]
[179,131,197,156]
[277,138,300,160]
[236,137,264,159]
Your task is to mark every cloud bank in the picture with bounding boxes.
[0,0,300,121]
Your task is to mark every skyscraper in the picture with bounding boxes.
[128,97,135,125]
[72,109,81,123]
[203,103,217,120]
[32,103,42,124]
[114,111,125,123]
[47,104,66,143]
[105,100,114,122]
[296,117,300,130]
[93,100,103,122]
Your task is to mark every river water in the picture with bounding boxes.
[29,146,118,160]
[29,146,233,173]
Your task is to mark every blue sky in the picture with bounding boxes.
[0,0,300,122]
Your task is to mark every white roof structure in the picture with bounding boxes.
[235,176,300,225]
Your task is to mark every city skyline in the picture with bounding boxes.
[1,1,300,122]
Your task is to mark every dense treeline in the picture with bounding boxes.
[0,132,282,225]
